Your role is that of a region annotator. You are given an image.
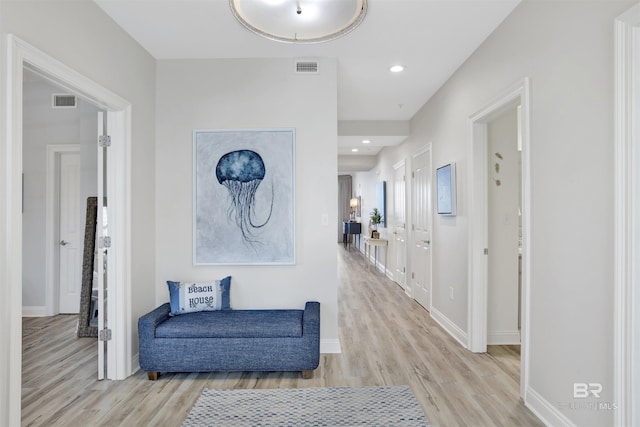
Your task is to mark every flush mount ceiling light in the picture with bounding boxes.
[229,0,368,44]
[389,65,405,73]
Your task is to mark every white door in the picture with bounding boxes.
[393,162,407,291]
[411,147,432,310]
[58,151,82,313]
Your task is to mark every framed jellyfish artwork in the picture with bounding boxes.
[193,128,295,265]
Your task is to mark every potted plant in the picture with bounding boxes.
[369,208,383,238]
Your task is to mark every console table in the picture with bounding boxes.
[363,237,388,273]
[342,221,361,250]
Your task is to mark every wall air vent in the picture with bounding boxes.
[52,93,77,108]
[295,60,319,74]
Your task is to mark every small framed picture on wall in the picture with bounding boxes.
[436,162,456,216]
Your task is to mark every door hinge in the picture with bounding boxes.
[98,328,112,341]
[99,236,111,248]
[403,267,406,273]
[412,172,415,178]
[412,272,415,279]
[98,135,111,147]
[484,248,489,255]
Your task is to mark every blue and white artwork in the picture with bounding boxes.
[436,162,456,216]
[194,129,295,265]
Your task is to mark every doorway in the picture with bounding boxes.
[410,144,433,311]
[45,145,87,315]
[56,150,82,313]
[5,34,133,425]
[486,107,522,346]
[23,67,101,318]
[468,78,531,400]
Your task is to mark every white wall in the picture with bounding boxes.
[487,107,520,345]
[155,58,339,349]
[356,1,634,426]
[0,0,156,421]
[22,73,99,311]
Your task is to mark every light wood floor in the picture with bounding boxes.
[22,246,543,426]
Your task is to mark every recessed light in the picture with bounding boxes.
[362,139,371,144]
[389,65,404,73]
[352,148,359,152]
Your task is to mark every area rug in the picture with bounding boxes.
[182,385,430,427]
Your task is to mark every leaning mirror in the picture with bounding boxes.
[77,197,98,338]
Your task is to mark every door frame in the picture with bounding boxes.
[614,5,640,426]
[392,159,408,293]
[45,144,81,316]
[468,78,531,401]
[4,34,133,425]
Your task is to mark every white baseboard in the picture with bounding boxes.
[526,386,576,427]
[22,306,47,317]
[430,306,468,348]
[404,285,413,299]
[321,338,342,354]
[488,330,521,345]
[131,352,140,377]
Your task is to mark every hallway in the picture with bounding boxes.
[21,246,542,426]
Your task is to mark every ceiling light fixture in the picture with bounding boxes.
[229,0,368,44]
[389,65,405,73]
[362,139,371,144]
[352,148,359,152]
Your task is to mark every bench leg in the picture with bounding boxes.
[147,371,159,381]
[301,370,313,379]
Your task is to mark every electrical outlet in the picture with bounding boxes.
[449,286,454,300]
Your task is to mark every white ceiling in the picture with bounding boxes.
[95,0,520,169]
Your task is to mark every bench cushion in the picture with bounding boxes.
[155,309,304,339]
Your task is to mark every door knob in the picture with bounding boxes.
[60,240,69,246]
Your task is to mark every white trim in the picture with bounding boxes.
[525,386,576,427]
[468,119,488,352]
[487,330,521,346]
[391,159,408,291]
[21,306,48,317]
[320,339,342,354]
[430,307,468,348]
[614,4,640,427]
[4,34,26,427]
[3,34,133,425]
[44,144,80,317]
[467,78,531,402]
[131,352,140,377]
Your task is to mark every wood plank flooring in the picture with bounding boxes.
[22,246,543,426]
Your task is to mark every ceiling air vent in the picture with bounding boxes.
[295,60,319,74]
[52,93,77,108]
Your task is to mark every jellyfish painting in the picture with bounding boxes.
[215,149,273,246]
[194,129,295,265]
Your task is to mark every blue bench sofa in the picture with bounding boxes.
[138,301,320,380]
